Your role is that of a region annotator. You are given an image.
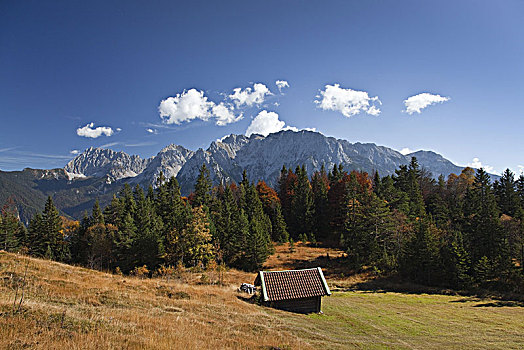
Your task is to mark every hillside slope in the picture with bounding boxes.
[2,249,524,349]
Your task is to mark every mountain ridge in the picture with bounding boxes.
[1,130,488,222]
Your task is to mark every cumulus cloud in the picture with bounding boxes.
[275,80,289,92]
[315,84,381,117]
[516,165,524,175]
[146,128,154,133]
[229,83,272,107]
[245,110,313,137]
[246,111,285,136]
[70,150,80,155]
[159,89,214,125]
[468,157,496,174]
[403,93,449,115]
[76,123,114,138]
[212,103,243,126]
[159,88,242,126]
[400,147,414,155]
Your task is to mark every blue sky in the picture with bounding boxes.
[1,0,523,175]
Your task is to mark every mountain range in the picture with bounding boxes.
[1,130,477,223]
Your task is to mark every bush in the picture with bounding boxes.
[131,265,149,278]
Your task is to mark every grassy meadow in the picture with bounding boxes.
[1,244,524,349]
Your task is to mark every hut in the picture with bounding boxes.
[254,267,331,314]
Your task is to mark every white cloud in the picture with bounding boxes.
[70,150,80,155]
[146,128,159,134]
[159,88,242,126]
[159,89,214,125]
[404,93,449,115]
[315,84,381,117]
[400,147,414,155]
[116,128,122,132]
[517,165,524,175]
[229,83,271,107]
[245,110,313,137]
[468,157,496,174]
[100,142,119,148]
[76,123,114,138]
[246,111,285,136]
[275,80,289,92]
[212,103,243,126]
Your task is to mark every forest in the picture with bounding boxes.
[1,157,524,292]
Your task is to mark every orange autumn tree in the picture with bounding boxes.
[256,181,289,242]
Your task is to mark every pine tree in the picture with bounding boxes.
[103,195,124,227]
[184,206,215,267]
[0,199,25,252]
[91,199,105,225]
[30,196,66,261]
[194,163,212,207]
[133,185,164,270]
[407,157,426,220]
[463,168,509,277]
[311,165,330,241]
[494,169,519,216]
[114,212,137,272]
[241,183,273,271]
[291,165,314,238]
[441,231,472,289]
[516,175,524,206]
[401,218,440,285]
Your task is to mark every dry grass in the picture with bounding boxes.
[0,252,308,349]
[2,245,524,349]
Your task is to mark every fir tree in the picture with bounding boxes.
[91,199,105,225]
[194,163,212,208]
[494,169,519,216]
[311,165,330,241]
[29,196,66,261]
[291,165,314,238]
[0,199,25,252]
[401,219,440,285]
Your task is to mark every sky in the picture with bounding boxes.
[1,0,523,175]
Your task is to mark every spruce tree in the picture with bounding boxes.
[31,196,66,261]
[0,200,25,252]
[495,169,519,216]
[463,168,508,276]
[401,219,440,285]
[311,165,330,241]
[194,163,212,207]
[291,165,314,239]
[91,199,105,225]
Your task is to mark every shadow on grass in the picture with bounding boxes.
[473,300,524,307]
[350,275,524,305]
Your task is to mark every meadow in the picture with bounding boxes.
[1,244,523,349]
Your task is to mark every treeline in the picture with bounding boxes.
[1,159,524,292]
[278,160,524,291]
[0,167,276,273]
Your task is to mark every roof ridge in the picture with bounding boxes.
[261,267,320,273]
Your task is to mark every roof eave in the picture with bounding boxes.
[317,267,332,296]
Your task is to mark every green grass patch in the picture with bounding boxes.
[272,291,524,349]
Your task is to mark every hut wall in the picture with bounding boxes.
[268,296,321,314]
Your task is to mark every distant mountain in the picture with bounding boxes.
[64,147,150,183]
[0,130,486,221]
[133,144,194,186]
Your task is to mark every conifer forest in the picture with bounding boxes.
[2,158,524,292]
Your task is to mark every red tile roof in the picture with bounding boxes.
[254,267,331,302]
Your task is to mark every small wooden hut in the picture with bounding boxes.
[254,267,331,314]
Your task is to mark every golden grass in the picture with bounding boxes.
[0,252,308,349]
[2,245,524,349]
